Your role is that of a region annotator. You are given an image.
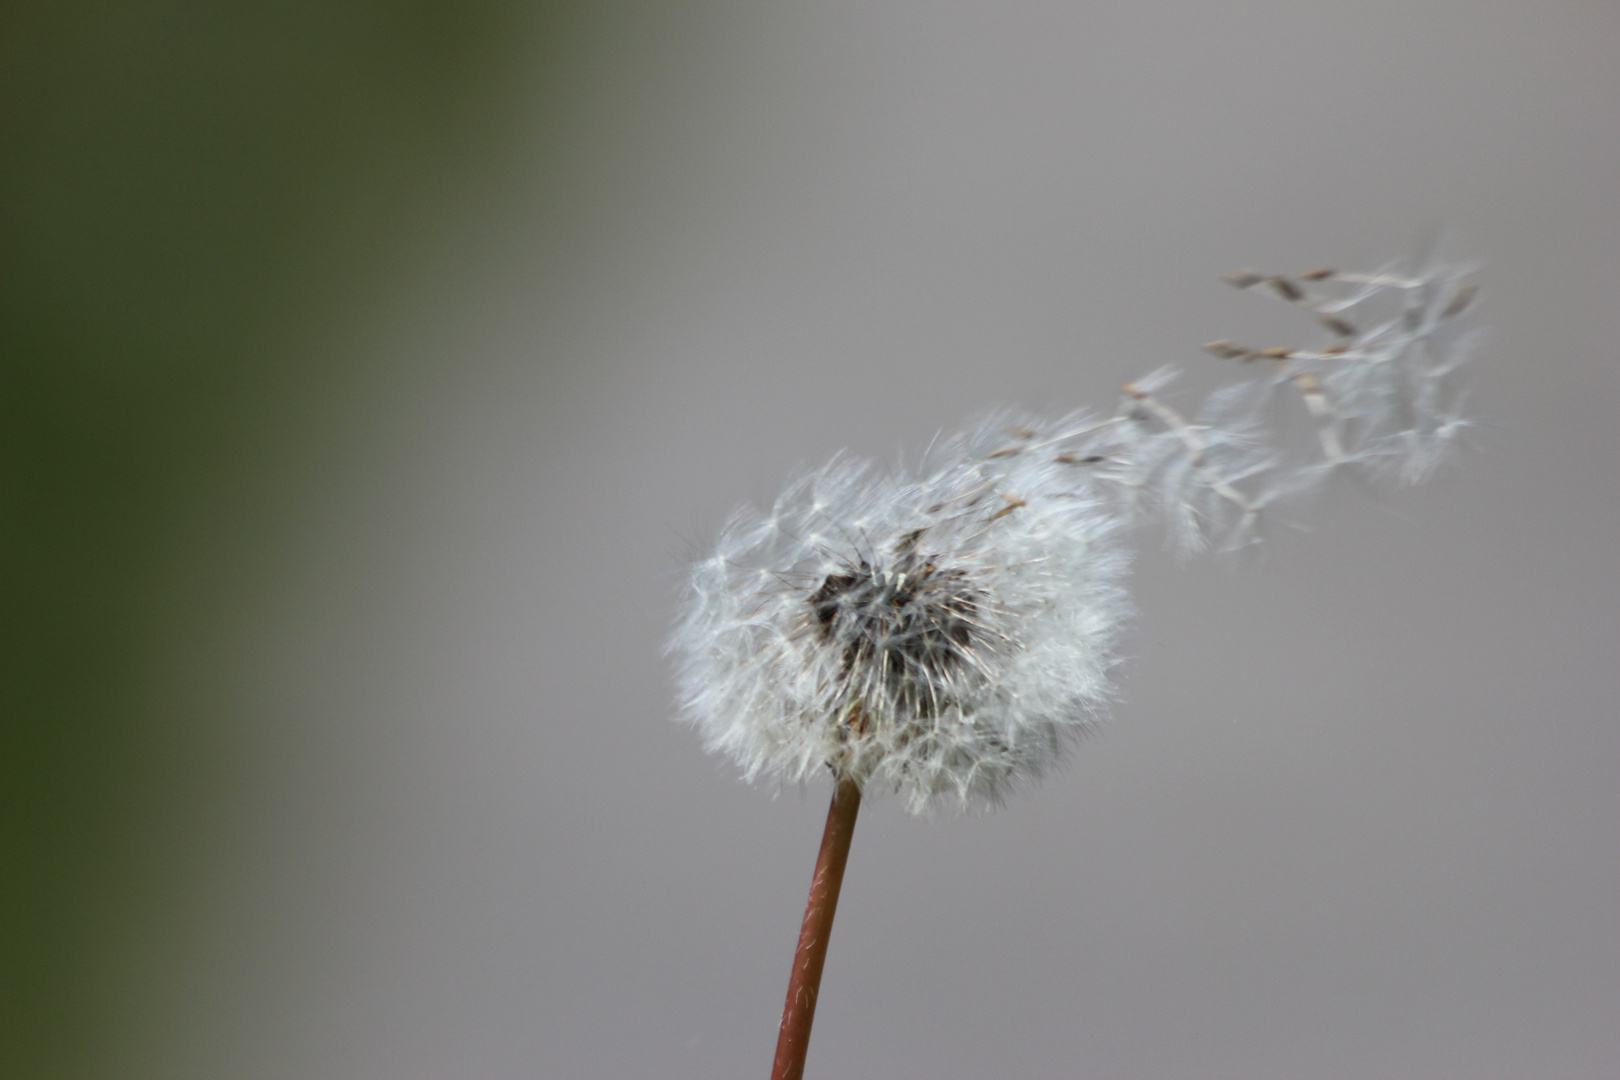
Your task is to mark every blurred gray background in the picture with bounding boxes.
[5,2,1617,1078]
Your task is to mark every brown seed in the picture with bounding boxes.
[1268,276,1305,302]
[989,494,1027,522]
[1299,267,1336,281]
[1222,269,1265,289]
[1203,339,1249,359]
[1318,315,1358,337]
[1442,284,1477,319]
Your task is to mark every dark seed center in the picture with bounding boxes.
[808,556,983,719]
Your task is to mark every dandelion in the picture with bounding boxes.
[669,253,1480,1080]
[674,435,1133,816]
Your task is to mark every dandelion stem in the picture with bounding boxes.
[771,776,862,1080]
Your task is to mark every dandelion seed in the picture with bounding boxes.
[1203,339,1252,360]
[1268,276,1306,302]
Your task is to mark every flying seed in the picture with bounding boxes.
[1203,339,1250,359]
[1222,269,1265,289]
[1442,285,1477,318]
[1268,277,1305,302]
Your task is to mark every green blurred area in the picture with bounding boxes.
[0,3,587,1074]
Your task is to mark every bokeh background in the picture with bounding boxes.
[5,2,1617,1077]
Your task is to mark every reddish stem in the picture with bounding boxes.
[770,777,863,1080]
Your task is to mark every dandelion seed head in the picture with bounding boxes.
[671,430,1133,813]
